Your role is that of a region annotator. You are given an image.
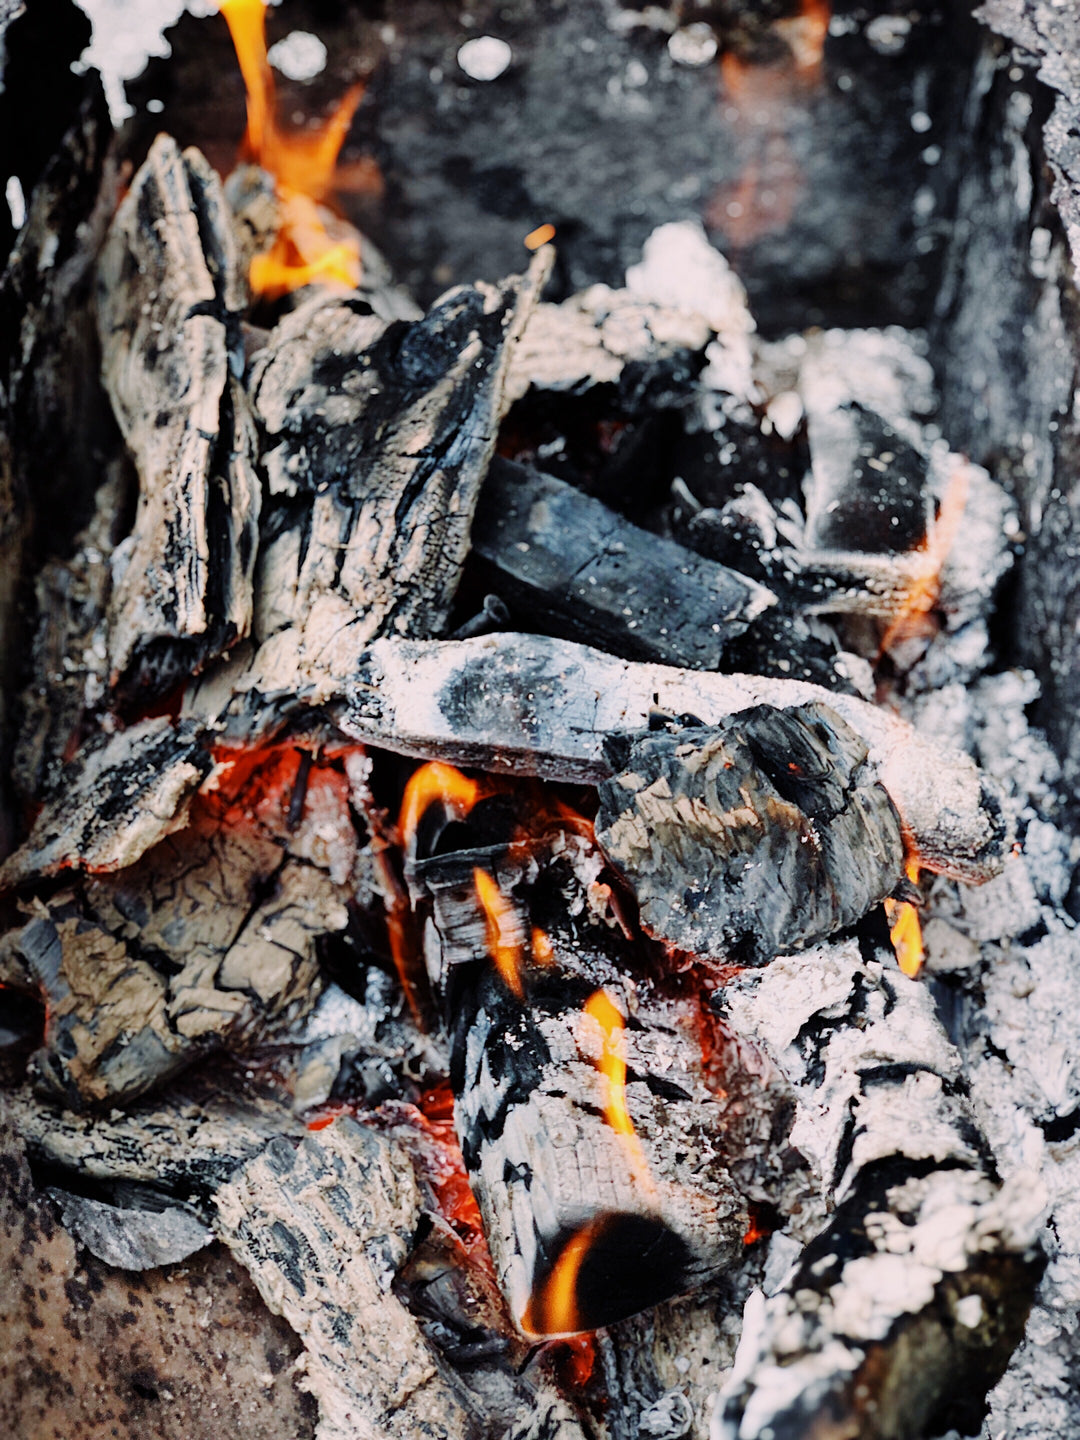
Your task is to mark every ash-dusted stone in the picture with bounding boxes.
[97,135,261,694]
[47,1187,213,1270]
[595,703,905,963]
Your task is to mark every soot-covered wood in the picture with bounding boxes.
[595,703,906,964]
[409,819,811,1336]
[344,633,1012,884]
[96,134,261,696]
[712,935,1043,1440]
[470,458,776,670]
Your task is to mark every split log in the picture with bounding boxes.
[9,747,363,1107]
[594,702,906,964]
[96,133,261,695]
[711,935,1044,1440]
[213,1117,483,1440]
[469,458,776,669]
[0,715,214,888]
[187,250,550,731]
[410,818,811,1336]
[342,633,1011,883]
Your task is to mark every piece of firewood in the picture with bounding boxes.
[711,934,1044,1440]
[469,458,776,670]
[0,715,214,889]
[410,817,811,1337]
[96,134,261,694]
[594,703,906,963]
[186,250,551,732]
[213,1117,484,1440]
[343,634,1011,883]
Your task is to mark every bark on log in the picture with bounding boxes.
[342,634,1011,883]
[411,822,811,1336]
[470,458,776,670]
[187,250,550,731]
[710,935,1044,1440]
[213,1117,484,1440]
[594,703,906,963]
[96,134,261,694]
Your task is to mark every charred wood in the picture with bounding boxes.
[469,458,776,670]
[343,634,1012,883]
[594,703,906,964]
[96,134,261,696]
[712,936,1044,1439]
[187,250,549,732]
[213,1117,484,1440]
[410,822,810,1336]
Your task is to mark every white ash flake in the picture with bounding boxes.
[456,35,512,82]
[266,31,327,81]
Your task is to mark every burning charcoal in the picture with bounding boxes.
[594,703,906,964]
[213,1117,484,1440]
[344,633,1012,883]
[0,716,214,888]
[470,458,776,670]
[407,799,810,1337]
[10,747,363,1107]
[711,935,1045,1440]
[46,1187,214,1271]
[187,251,549,736]
[96,134,262,696]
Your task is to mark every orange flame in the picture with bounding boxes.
[399,762,480,849]
[521,1218,608,1337]
[583,990,655,1194]
[880,464,973,655]
[474,868,526,999]
[885,859,924,978]
[220,0,363,300]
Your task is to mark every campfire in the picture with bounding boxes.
[3,1,1080,1437]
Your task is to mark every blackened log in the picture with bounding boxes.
[411,828,810,1336]
[595,703,906,964]
[0,716,214,888]
[711,936,1044,1440]
[469,458,775,669]
[213,1117,484,1440]
[187,250,550,732]
[343,634,1012,883]
[96,134,261,694]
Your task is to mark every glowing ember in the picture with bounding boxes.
[473,867,526,999]
[398,761,480,849]
[521,1218,606,1337]
[524,222,556,250]
[219,0,363,300]
[880,462,973,655]
[886,859,924,978]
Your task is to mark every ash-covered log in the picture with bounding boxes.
[407,802,810,1336]
[96,134,261,695]
[343,633,1011,883]
[711,935,1044,1440]
[469,458,775,670]
[595,702,906,964]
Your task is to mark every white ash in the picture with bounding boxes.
[267,31,327,81]
[456,35,513,82]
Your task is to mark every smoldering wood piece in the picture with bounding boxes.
[8,1074,308,1195]
[343,634,1011,883]
[187,250,550,734]
[710,937,1044,1440]
[224,162,422,324]
[11,463,124,806]
[469,458,775,669]
[96,133,261,694]
[0,715,214,889]
[595,702,906,964]
[213,1116,484,1440]
[411,830,810,1336]
[14,748,360,1107]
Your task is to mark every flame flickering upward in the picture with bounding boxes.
[583,989,655,1192]
[399,762,480,850]
[474,868,526,999]
[880,463,973,655]
[219,0,363,300]
[521,1217,610,1337]
[886,859,924,979]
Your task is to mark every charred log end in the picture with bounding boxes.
[523,1211,697,1337]
[848,1251,1041,1440]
